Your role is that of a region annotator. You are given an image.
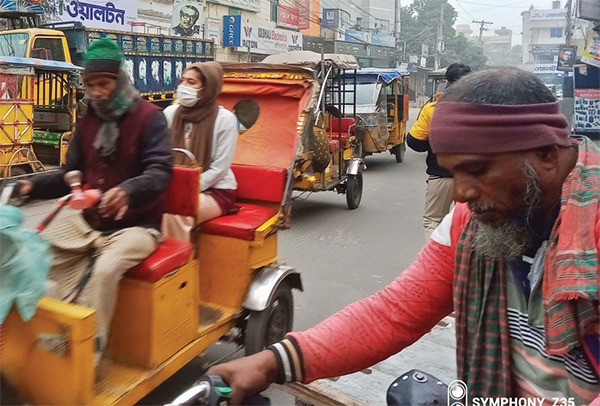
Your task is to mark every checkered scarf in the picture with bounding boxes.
[88,68,140,160]
[454,136,600,398]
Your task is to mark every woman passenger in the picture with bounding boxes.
[162,62,238,241]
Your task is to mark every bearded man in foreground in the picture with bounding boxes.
[209,68,600,405]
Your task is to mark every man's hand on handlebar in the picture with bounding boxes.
[99,187,129,220]
[206,350,279,405]
[18,180,32,196]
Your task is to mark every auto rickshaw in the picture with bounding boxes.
[0,56,80,177]
[260,51,365,210]
[428,67,447,101]
[343,68,410,163]
[0,64,310,405]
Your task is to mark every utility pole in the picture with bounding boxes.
[565,0,573,45]
[473,19,493,45]
[394,0,401,61]
[434,1,444,69]
[563,0,574,129]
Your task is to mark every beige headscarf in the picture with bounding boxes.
[172,61,223,168]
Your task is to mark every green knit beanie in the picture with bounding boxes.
[84,38,123,75]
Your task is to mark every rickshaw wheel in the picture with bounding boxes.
[346,171,363,210]
[244,282,294,356]
[394,141,406,163]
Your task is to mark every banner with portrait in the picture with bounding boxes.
[171,0,204,38]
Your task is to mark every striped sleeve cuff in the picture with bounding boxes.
[267,336,305,384]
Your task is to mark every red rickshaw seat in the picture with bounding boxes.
[127,166,199,282]
[231,164,286,202]
[201,164,283,240]
[126,237,193,282]
[201,203,276,241]
[329,139,340,151]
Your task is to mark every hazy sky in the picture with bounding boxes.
[401,0,566,45]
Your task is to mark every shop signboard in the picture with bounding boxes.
[278,4,299,29]
[223,16,302,54]
[222,14,241,47]
[297,0,310,29]
[207,0,259,12]
[530,9,567,19]
[322,9,339,29]
[53,0,137,30]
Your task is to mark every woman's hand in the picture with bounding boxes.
[207,350,279,405]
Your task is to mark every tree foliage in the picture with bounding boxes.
[442,34,488,71]
[400,0,487,71]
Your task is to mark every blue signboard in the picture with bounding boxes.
[223,15,241,47]
[322,9,339,29]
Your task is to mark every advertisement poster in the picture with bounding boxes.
[205,17,221,46]
[0,0,43,13]
[297,0,309,29]
[582,30,600,68]
[53,0,137,30]
[575,89,600,131]
[557,45,576,72]
[172,0,204,38]
[277,4,299,29]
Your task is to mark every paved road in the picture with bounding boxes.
[17,108,459,404]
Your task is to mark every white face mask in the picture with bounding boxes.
[176,84,201,107]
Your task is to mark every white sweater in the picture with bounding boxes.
[163,105,238,192]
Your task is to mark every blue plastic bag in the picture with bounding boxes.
[0,204,52,323]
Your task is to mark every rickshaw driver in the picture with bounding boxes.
[208,68,600,405]
[19,38,173,365]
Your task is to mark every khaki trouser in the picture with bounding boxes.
[41,210,160,355]
[423,177,454,241]
[162,192,222,242]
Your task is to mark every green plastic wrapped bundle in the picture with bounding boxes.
[0,205,52,323]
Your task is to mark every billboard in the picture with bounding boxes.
[171,0,203,38]
[0,0,43,13]
[278,4,299,29]
[54,0,137,30]
[222,14,241,47]
[322,9,339,29]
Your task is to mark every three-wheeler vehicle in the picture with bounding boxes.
[0,56,81,176]
[343,68,410,163]
[0,64,308,405]
[260,51,365,210]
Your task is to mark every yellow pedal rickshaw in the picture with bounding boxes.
[260,51,365,210]
[343,68,410,163]
[0,64,314,405]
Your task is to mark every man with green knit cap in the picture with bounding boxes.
[20,38,173,365]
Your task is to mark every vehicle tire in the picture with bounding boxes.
[395,141,406,163]
[346,171,363,210]
[312,127,331,173]
[244,282,294,356]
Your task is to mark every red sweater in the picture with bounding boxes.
[268,203,600,403]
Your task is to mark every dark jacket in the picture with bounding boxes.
[30,100,173,232]
[407,97,453,179]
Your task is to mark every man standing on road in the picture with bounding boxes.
[19,38,173,364]
[407,63,472,240]
[209,68,600,405]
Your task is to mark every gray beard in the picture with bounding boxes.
[472,161,543,262]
